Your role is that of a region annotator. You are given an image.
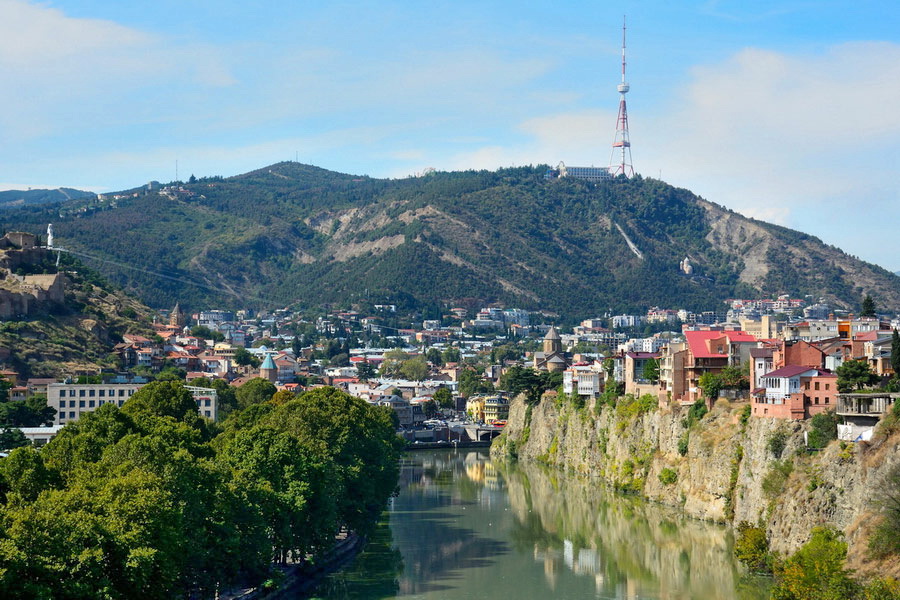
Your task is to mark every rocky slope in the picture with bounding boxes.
[492,394,900,577]
[1,163,898,313]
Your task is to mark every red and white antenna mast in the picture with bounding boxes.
[609,16,634,177]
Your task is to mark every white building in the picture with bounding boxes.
[48,382,219,425]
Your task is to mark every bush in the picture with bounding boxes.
[658,467,677,485]
[762,460,794,499]
[735,522,773,573]
[678,433,690,456]
[869,463,900,559]
[739,404,752,428]
[808,411,839,449]
[771,526,860,600]
[686,398,708,427]
[768,429,789,458]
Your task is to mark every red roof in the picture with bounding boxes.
[763,366,835,379]
[855,331,879,341]
[684,330,756,358]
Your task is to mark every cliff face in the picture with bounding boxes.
[493,395,900,573]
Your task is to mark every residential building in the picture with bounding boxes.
[47,382,219,425]
[751,366,837,419]
[483,395,510,424]
[563,363,604,398]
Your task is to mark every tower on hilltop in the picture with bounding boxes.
[609,16,634,177]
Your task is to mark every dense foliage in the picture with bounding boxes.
[0,383,402,599]
[4,163,896,315]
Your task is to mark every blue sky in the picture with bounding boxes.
[2,1,899,269]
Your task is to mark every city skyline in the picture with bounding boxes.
[2,1,899,269]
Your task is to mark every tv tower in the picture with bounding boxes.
[609,16,634,177]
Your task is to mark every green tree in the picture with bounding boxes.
[433,386,454,409]
[122,380,200,424]
[399,356,429,381]
[422,398,438,418]
[698,372,723,401]
[892,330,900,378]
[356,361,376,382]
[235,378,277,410]
[233,346,261,368]
[190,325,225,343]
[734,522,772,573]
[0,428,29,452]
[379,349,409,378]
[771,526,860,600]
[458,368,493,398]
[0,396,56,427]
[861,294,877,318]
[836,359,879,392]
[642,358,660,383]
[441,346,461,364]
[425,347,443,366]
[807,411,839,449]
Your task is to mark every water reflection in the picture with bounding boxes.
[308,450,769,599]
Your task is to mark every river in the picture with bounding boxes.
[308,449,770,599]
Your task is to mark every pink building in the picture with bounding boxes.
[751,365,837,419]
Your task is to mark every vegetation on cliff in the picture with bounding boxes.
[0,383,402,599]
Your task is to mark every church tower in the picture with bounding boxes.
[543,326,562,355]
[169,303,185,328]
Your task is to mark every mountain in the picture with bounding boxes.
[0,162,897,317]
[0,187,94,210]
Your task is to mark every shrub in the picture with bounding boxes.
[735,522,772,573]
[869,463,900,559]
[686,398,708,427]
[771,526,859,600]
[768,429,788,458]
[739,404,752,428]
[762,460,794,499]
[808,411,839,449]
[678,433,690,456]
[658,467,677,485]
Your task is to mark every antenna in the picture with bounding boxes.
[609,16,634,177]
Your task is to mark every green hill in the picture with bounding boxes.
[0,187,94,210]
[1,163,897,317]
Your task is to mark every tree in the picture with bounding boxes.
[0,428,30,452]
[379,349,409,378]
[356,361,376,382]
[734,522,772,573]
[122,380,199,424]
[458,368,493,398]
[441,346,461,364]
[190,325,224,343]
[891,330,900,378]
[720,363,749,389]
[807,411,839,449]
[698,372,723,401]
[862,294,877,318]
[236,378,277,410]
[642,358,660,383]
[771,526,860,600]
[422,399,438,418]
[836,359,879,392]
[399,356,429,381]
[233,346,261,368]
[425,347,443,366]
[0,396,56,427]
[433,387,454,409]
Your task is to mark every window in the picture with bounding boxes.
[814,397,819,404]
[88,400,95,408]
[69,411,75,418]
[59,414,65,421]
[58,390,65,399]
[204,399,211,407]
[69,390,75,397]
[99,400,105,406]
[118,401,124,407]
[99,389,105,397]
[59,402,66,409]
[825,383,830,391]
[69,400,76,408]
[79,400,85,408]
[79,389,85,397]
[815,382,820,391]
[89,389,95,397]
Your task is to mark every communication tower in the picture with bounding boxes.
[609,16,634,177]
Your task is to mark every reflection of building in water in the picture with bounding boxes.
[466,461,485,483]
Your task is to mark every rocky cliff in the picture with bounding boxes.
[492,394,900,577]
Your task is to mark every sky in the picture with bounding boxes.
[1,0,899,269]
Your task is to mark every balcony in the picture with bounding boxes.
[837,393,899,417]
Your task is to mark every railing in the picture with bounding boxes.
[836,393,899,416]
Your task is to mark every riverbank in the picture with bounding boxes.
[222,532,367,600]
[491,393,900,579]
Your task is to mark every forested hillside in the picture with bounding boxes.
[1,163,897,316]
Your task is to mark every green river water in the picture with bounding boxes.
[309,449,770,599]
